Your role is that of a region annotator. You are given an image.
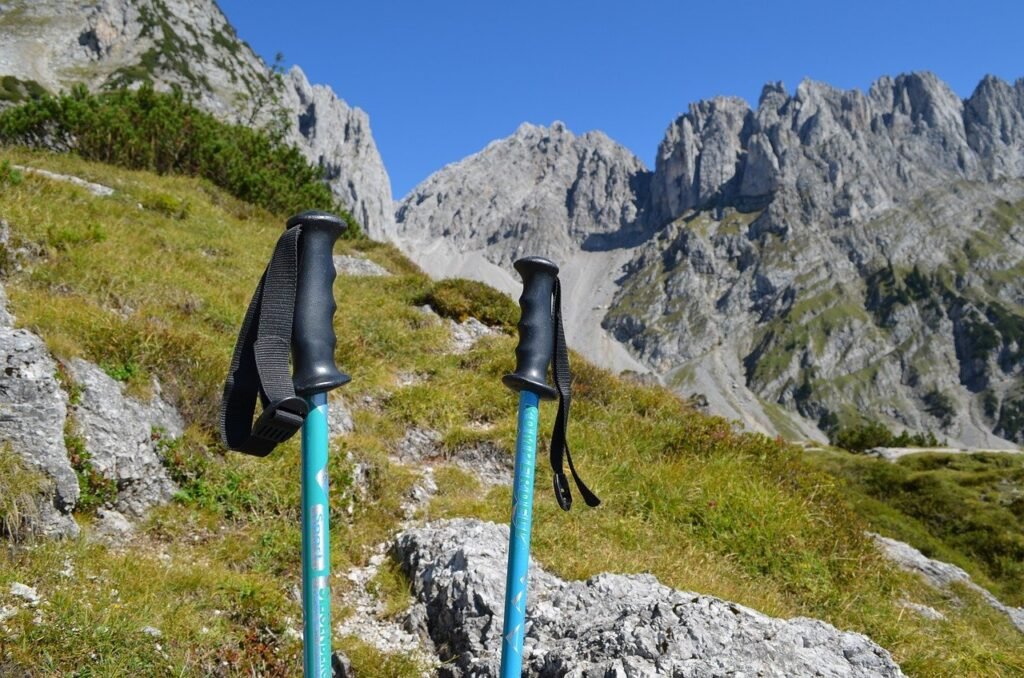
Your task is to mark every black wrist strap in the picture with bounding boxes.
[550,277,601,511]
[219,227,309,456]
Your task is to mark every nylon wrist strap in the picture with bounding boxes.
[219,227,309,456]
[550,277,601,511]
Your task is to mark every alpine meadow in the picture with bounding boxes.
[0,1,1022,676]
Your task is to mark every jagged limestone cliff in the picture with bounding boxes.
[0,0,394,237]
[395,73,1024,446]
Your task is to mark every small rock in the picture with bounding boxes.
[898,600,945,621]
[9,582,39,604]
[333,254,389,277]
[396,427,442,463]
[331,651,352,678]
[13,165,114,197]
[328,394,354,437]
[871,533,1024,633]
[0,605,17,623]
[141,625,162,638]
[448,317,497,354]
[90,508,135,546]
[0,282,13,327]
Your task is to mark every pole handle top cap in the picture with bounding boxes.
[502,256,559,400]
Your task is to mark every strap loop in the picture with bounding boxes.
[550,277,601,510]
[220,227,307,456]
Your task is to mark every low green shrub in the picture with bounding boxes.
[831,421,939,452]
[0,158,24,185]
[0,84,360,232]
[416,278,518,331]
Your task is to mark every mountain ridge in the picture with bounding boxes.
[393,71,1024,447]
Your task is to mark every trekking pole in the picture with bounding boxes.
[220,210,350,677]
[499,256,600,677]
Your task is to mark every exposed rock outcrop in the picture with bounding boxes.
[66,358,182,518]
[333,254,390,278]
[0,0,394,237]
[394,519,905,677]
[610,73,1024,446]
[0,287,79,538]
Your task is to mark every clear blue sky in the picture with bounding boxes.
[217,0,1022,201]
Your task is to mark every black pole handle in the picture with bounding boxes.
[502,256,559,400]
[287,210,351,396]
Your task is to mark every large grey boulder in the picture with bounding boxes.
[0,295,79,538]
[66,358,182,517]
[394,519,904,677]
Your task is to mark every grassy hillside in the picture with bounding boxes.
[808,450,1024,607]
[0,148,1022,676]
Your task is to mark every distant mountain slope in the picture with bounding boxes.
[393,73,1024,446]
[0,0,395,237]
[392,122,653,375]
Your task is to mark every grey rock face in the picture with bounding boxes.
[394,122,651,266]
[0,282,79,539]
[66,358,181,517]
[282,67,395,238]
[394,519,905,677]
[0,0,394,237]
[652,96,751,219]
[0,322,79,522]
[648,72,1015,228]
[611,73,1024,446]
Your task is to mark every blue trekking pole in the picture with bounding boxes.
[220,210,350,677]
[499,256,600,677]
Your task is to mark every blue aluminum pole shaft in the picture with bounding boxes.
[499,390,541,677]
[301,392,332,677]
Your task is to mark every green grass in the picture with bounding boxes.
[0,150,1022,675]
[0,445,49,541]
[807,449,1024,607]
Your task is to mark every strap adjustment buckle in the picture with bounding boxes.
[248,396,309,455]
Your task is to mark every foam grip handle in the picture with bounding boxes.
[502,256,559,400]
[287,210,351,395]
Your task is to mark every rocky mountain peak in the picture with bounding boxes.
[394,120,651,266]
[648,70,1024,231]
